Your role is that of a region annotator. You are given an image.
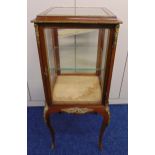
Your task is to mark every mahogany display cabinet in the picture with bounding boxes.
[32,7,122,149]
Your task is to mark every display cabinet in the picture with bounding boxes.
[32,7,122,149]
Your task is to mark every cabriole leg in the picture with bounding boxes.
[44,106,55,149]
[98,108,110,150]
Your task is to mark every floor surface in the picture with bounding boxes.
[27,105,128,155]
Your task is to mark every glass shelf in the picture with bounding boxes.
[49,68,105,74]
[50,68,104,71]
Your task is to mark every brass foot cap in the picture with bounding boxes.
[98,143,103,150]
[51,144,55,149]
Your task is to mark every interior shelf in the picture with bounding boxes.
[50,68,104,73]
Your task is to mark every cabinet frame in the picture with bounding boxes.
[33,8,121,149]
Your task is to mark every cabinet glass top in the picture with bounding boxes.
[39,7,116,18]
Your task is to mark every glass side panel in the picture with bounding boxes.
[100,29,110,92]
[44,28,56,86]
[42,7,115,17]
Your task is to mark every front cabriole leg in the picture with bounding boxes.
[44,105,55,149]
[98,106,110,150]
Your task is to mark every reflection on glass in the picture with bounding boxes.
[44,28,55,78]
[58,33,75,73]
[76,30,98,72]
[100,29,110,91]
[58,29,99,73]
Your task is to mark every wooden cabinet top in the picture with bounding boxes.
[32,7,122,24]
